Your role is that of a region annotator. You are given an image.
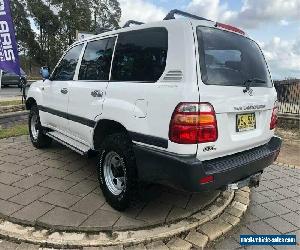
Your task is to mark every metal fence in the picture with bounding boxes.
[274,81,300,115]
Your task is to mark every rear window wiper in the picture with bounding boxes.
[243,78,266,92]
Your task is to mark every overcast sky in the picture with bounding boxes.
[119,0,300,80]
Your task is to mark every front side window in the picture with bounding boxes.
[197,27,271,87]
[51,44,83,81]
[79,37,116,81]
[111,28,168,82]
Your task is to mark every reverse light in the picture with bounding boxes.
[169,102,218,144]
[215,22,245,35]
[270,102,278,130]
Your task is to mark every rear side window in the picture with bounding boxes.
[79,37,116,81]
[111,28,168,82]
[51,44,83,81]
[197,27,271,87]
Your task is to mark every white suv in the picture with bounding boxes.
[26,10,282,210]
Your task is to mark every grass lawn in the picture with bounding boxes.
[0,123,28,139]
[0,100,23,107]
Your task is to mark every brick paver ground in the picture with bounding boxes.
[1,136,299,249]
[212,164,300,249]
[0,136,219,231]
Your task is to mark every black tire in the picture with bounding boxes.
[98,133,138,211]
[29,105,52,148]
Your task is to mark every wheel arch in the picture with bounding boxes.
[93,119,129,149]
[25,97,37,110]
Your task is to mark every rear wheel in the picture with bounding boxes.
[98,133,137,211]
[29,105,52,148]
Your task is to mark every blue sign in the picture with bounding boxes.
[240,235,297,246]
[0,0,20,75]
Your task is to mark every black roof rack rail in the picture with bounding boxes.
[123,20,144,28]
[163,9,211,21]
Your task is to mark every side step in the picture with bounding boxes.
[47,131,90,155]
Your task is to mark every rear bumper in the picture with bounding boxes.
[134,136,282,192]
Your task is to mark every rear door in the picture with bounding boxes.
[195,26,277,161]
[67,36,116,146]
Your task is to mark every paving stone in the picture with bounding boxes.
[0,171,24,184]
[101,246,123,250]
[70,192,105,215]
[271,178,294,187]
[0,239,20,249]
[39,190,81,208]
[220,212,240,226]
[41,159,67,168]
[0,182,24,200]
[274,187,299,198]
[145,241,169,250]
[113,216,147,230]
[277,198,300,212]
[11,201,54,222]
[167,238,192,250]
[136,201,172,223]
[224,205,244,218]
[12,174,49,189]
[0,199,23,216]
[19,157,43,167]
[39,177,76,191]
[186,191,219,213]
[233,226,255,242]
[63,169,92,182]
[38,207,87,228]
[67,179,98,196]
[248,204,276,219]
[264,216,298,234]
[155,191,190,209]
[0,154,26,164]
[260,180,282,190]
[124,243,146,250]
[80,209,120,230]
[38,167,71,178]
[166,206,191,222]
[0,162,26,173]
[214,236,240,250]
[259,189,285,201]
[16,242,39,249]
[198,218,232,241]
[261,201,291,215]
[185,230,208,248]
[246,220,280,235]
[16,164,49,176]
[9,186,52,205]
[281,211,300,228]
[250,191,271,204]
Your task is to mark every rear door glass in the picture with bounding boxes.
[197,26,271,87]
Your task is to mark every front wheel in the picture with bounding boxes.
[98,133,138,211]
[29,105,52,148]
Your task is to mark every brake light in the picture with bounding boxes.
[169,102,218,144]
[270,103,278,130]
[215,22,245,35]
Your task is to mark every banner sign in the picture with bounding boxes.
[0,0,20,75]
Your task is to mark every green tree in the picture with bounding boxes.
[90,0,121,31]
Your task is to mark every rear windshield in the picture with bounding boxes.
[197,26,271,87]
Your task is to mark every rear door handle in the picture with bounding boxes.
[61,88,68,94]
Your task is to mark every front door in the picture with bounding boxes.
[39,44,84,134]
[67,37,116,146]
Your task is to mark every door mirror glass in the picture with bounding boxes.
[40,66,50,80]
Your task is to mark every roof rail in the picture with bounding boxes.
[123,20,144,28]
[163,9,211,21]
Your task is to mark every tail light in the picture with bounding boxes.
[169,102,218,144]
[270,102,278,130]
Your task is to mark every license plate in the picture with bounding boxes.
[236,113,256,132]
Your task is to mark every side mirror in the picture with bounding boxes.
[40,66,50,80]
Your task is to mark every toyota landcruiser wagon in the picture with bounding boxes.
[26,10,281,210]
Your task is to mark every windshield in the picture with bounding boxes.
[197,26,271,87]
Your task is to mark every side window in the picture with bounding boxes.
[111,28,168,82]
[51,44,83,81]
[79,37,116,81]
